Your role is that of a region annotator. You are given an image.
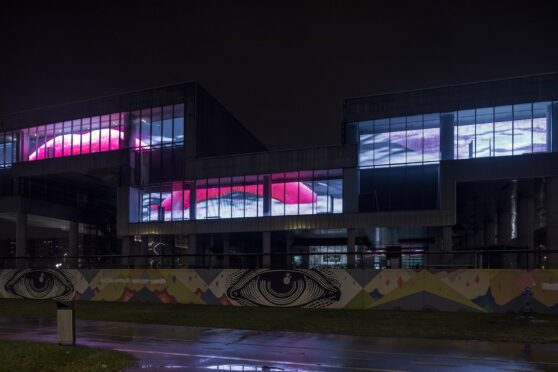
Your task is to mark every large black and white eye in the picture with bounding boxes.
[227,269,340,308]
[4,269,74,300]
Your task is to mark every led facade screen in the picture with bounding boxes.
[130,169,343,222]
[5,104,185,164]
[354,101,554,168]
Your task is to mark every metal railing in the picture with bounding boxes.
[1,249,556,270]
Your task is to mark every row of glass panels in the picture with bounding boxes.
[130,169,343,223]
[350,101,554,168]
[0,104,185,165]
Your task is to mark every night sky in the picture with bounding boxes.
[1,1,558,150]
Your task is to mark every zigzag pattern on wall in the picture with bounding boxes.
[1,269,557,313]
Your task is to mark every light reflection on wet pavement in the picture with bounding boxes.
[1,316,558,371]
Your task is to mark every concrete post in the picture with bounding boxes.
[223,234,230,269]
[15,211,27,268]
[262,231,271,268]
[121,236,131,268]
[285,233,293,268]
[141,236,149,268]
[517,197,534,268]
[546,177,558,268]
[347,228,356,269]
[69,221,79,268]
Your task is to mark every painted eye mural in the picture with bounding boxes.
[226,269,341,308]
[3,269,74,300]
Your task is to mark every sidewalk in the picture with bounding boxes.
[1,316,558,371]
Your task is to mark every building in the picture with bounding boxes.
[1,73,558,270]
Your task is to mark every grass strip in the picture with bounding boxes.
[0,339,134,372]
[1,298,557,343]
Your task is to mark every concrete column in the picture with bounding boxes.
[517,197,534,268]
[15,212,27,268]
[347,228,356,269]
[342,168,359,213]
[69,221,79,268]
[546,177,558,268]
[188,234,199,268]
[285,233,293,268]
[484,197,498,247]
[121,236,131,268]
[223,235,230,269]
[440,113,455,160]
[141,236,149,268]
[262,231,271,268]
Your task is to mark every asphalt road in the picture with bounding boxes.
[1,317,558,371]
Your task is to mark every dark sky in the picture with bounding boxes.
[1,1,558,150]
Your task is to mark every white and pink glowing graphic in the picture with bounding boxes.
[28,129,124,161]
[160,182,317,212]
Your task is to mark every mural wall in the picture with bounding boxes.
[1,268,558,313]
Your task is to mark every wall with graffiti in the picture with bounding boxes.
[1,268,558,313]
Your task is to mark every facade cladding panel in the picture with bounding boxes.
[3,73,558,272]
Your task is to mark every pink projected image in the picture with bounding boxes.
[160,182,317,212]
[28,129,149,161]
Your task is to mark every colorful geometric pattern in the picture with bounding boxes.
[1,269,557,313]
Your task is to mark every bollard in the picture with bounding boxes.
[56,301,75,346]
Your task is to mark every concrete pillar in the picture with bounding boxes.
[223,235,230,269]
[141,236,149,268]
[342,168,359,213]
[262,231,271,268]
[484,197,498,246]
[69,221,79,267]
[546,177,558,268]
[347,228,356,269]
[440,113,455,160]
[517,197,534,267]
[15,212,27,268]
[285,233,293,268]
[121,236,131,268]
[188,234,199,268]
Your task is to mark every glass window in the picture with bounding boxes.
[475,107,494,157]
[244,175,259,218]
[90,116,100,153]
[389,116,407,165]
[219,177,232,219]
[162,105,174,146]
[513,103,532,155]
[406,115,423,164]
[372,119,390,167]
[423,113,440,163]
[494,105,513,157]
[196,179,208,220]
[173,103,185,144]
[358,121,374,167]
[456,110,475,159]
[140,108,151,149]
[271,172,285,216]
[533,102,550,153]
[151,107,162,147]
[232,176,245,218]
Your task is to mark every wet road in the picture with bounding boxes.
[1,317,558,371]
